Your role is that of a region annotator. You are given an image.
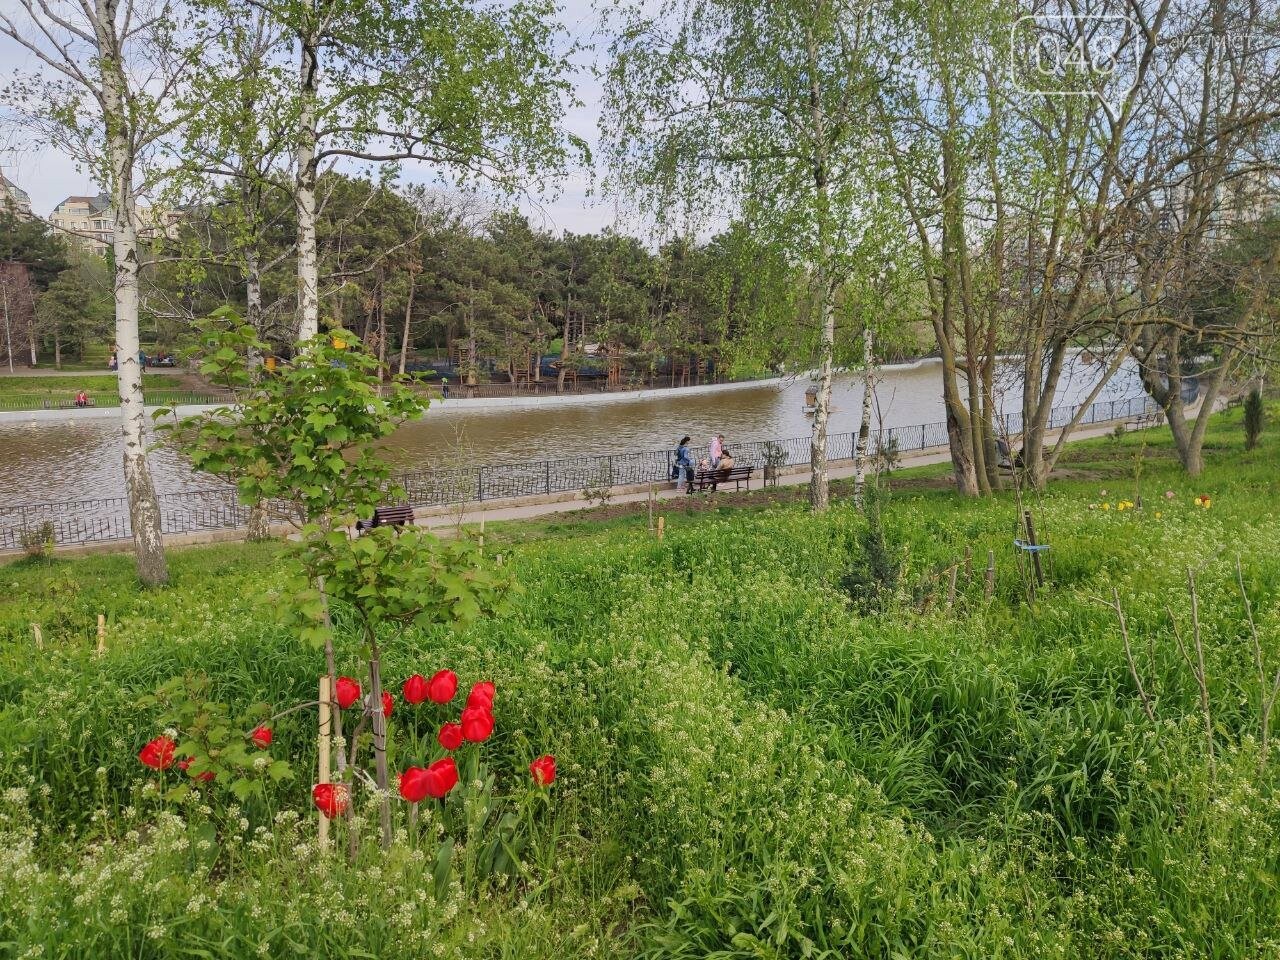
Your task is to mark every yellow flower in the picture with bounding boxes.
[1102,503,1111,511]
[1154,511,1162,518]
[331,337,348,350]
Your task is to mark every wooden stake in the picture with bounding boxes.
[985,549,996,599]
[657,516,665,541]
[96,614,106,655]
[318,675,332,852]
[31,623,42,651]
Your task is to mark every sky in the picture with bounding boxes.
[0,0,622,236]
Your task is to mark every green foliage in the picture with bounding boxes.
[167,312,427,525]
[138,673,292,804]
[839,487,904,612]
[284,525,520,647]
[1245,386,1264,450]
[3,409,1280,956]
[17,521,54,559]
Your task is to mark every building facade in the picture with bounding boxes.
[0,168,33,217]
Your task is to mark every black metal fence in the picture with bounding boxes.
[0,392,231,412]
[0,389,1186,551]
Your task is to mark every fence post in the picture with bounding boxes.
[921,424,926,450]
[545,461,551,495]
[477,466,485,502]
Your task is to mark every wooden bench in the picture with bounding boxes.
[1125,412,1161,431]
[691,464,754,492]
[355,505,415,533]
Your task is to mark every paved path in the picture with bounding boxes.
[415,408,1196,531]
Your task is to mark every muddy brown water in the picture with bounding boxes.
[0,355,1142,505]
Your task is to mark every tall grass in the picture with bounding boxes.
[1,407,1278,957]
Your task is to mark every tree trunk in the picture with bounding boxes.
[2,281,13,374]
[27,313,37,367]
[557,299,570,393]
[397,271,415,376]
[54,327,62,370]
[367,635,392,849]
[295,39,320,342]
[853,326,875,511]
[805,20,834,514]
[95,0,167,586]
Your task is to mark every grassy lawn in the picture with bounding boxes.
[0,374,175,397]
[1,407,1278,957]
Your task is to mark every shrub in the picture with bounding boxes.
[1244,386,1264,450]
[18,520,54,559]
[839,488,904,612]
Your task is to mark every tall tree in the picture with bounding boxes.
[604,0,886,510]
[251,0,584,341]
[0,0,203,583]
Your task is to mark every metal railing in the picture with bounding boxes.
[0,387,1190,551]
[0,391,231,412]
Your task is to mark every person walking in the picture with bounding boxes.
[674,436,695,493]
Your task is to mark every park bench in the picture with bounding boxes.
[1125,412,1161,431]
[355,504,415,533]
[691,464,754,493]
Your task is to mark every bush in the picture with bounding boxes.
[18,521,54,559]
[1244,386,1264,450]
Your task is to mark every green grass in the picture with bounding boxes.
[2,408,1279,957]
[0,374,175,396]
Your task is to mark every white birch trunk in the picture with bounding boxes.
[96,0,168,585]
[295,41,320,342]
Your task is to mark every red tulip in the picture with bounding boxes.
[460,705,494,743]
[336,676,361,710]
[402,674,429,705]
[437,722,463,751]
[427,669,458,704]
[381,690,395,719]
[179,756,215,782]
[530,754,556,787]
[398,766,431,804]
[138,735,176,770]
[250,725,272,749]
[423,757,459,798]
[466,681,495,709]
[312,782,349,818]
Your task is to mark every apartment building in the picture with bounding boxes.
[49,192,181,255]
[0,168,32,217]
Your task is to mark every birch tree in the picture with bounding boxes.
[247,0,583,342]
[0,0,201,583]
[603,0,887,511]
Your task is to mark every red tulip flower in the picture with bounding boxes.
[530,754,556,787]
[398,766,431,804]
[312,783,349,819]
[460,705,494,743]
[466,681,495,710]
[423,757,459,798]
[336,676,361,710]
[179,756,215,782]
[138,735,176,770]
[403,674,429,705]
[437,722,463,751]
[427,669,458,704]
[250,725,272,749]
[381,690,395,719]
